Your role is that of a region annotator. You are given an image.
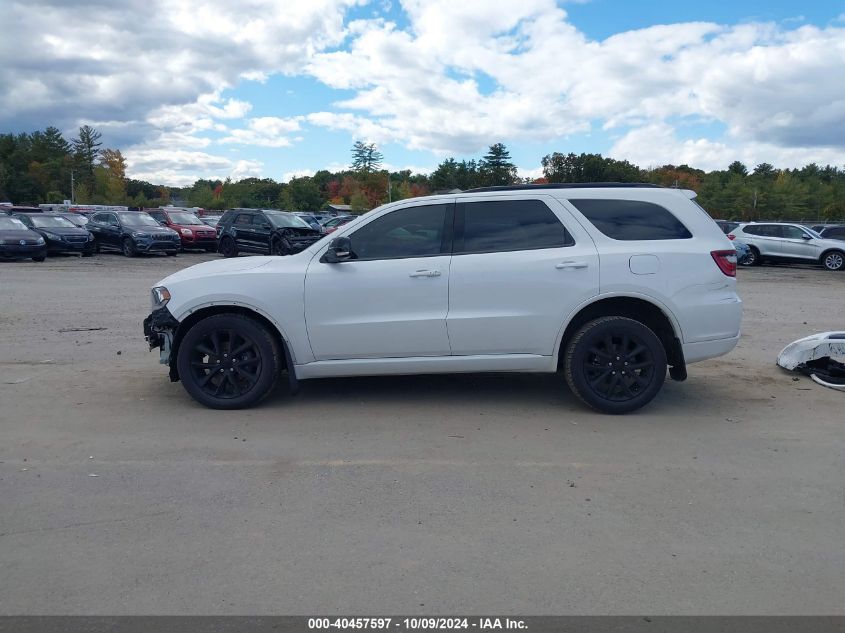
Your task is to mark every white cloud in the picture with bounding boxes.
[221,116,304,147]
[124,148,264,187]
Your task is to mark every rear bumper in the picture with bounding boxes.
[683,334,741,363]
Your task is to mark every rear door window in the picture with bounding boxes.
[235,214,253,226]
[569,199,691,240]
[457,199,573,253]
[781,226,807,239]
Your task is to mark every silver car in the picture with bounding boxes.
[730,222,845,271]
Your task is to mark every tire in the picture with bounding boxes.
[219,236,238,258]
[821,250,844,271]
[81,251,93,258]
[176,313,281,409]
[122,237,137,257]
[564,316,667,414]
[166,251,178,257]
[93,240,101,254]
[271,233,293,256]
[32,255,46,262]
[744,246,761,266]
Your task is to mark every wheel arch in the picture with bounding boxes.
[555,294,686,379]
[168,303,295,385]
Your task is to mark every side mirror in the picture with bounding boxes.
[802,234,812,240]
[322,236,352,263]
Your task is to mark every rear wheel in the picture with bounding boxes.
[564,316,667,414]
[744,246,760,266]
[219,236,238,258]
[176,314,281,409]
[122,237,137,257]
[821,250,844,271]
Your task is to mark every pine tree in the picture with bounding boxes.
[350,141,383,173]
[480,143,518,186]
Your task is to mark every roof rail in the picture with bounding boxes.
[464,182,664,193]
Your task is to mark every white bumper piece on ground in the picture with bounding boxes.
[777,332,845,391]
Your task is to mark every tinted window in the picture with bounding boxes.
[235,214,253,226]
[348,204,449,260]
[459,199,572,253]
[781,226,807,239]
[91,213,109,223]
[569,199,692,240]
[755,225,781,237]
[824,228,845,239]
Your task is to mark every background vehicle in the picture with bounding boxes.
[13,213,94,256]
[145,184,742,414]
[146,208,218,252]
[817,225,845,242]
[733,240,751,265]
[730,223,845,270]
[291,212,322,231]
[715,220,739,235]
[49,212,89,228]
[87,211,180,257]
[0,216,46,261]
[200,215,223,228]
[216,209,321,258]
[320,215,354,235]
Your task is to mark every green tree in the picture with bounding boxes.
[480,142,518,186]
[72,125,102,186]
[279,177,323,210]
[350,141,383,173]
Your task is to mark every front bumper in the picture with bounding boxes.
[143,306,180,368]
[0,244,46,258]
[136,239,180,252]
[45,237,93,253]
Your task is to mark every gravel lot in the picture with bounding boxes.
[1,252,843,614]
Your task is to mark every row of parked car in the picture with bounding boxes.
[0,206,356,261]
[715,220,845,271]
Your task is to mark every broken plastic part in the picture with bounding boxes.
[777,332,845,389]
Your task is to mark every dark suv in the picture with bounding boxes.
[88,211,181,257]
[146,208,218,251]
[216,209,321,258]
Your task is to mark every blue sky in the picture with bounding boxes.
[3,0,844,184]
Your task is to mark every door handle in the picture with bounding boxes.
[556,261,588,270]
[409,270,441,278]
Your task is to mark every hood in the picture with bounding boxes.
[0,229,40,240]
[35,226,88,237]
[156,255,277,286]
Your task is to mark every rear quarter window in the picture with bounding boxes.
[569,199,692,241]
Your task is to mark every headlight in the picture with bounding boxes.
[0,239,5,245]
[87,232,94,240]
[36,237,45,245]
[151,286,171,310]
[180,228,192,236]
[43,232,58,240]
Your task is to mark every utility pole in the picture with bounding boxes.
[70,169,75,203]
[387,173,392,203]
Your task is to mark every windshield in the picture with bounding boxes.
[63,214,87,225]
[266,213,311,229]
[0,217,27,230]
[31,216,76,228]
[168,212,202,225]
[119,213,160,227]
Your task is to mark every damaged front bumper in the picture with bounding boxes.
[777,331,845,390]
[143,306,180,367]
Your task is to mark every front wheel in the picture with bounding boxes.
[271,234,293,256]
[176,314,281,409]
[122,237,137,257]
[821,250,844,271]
[219,236,238,258]
[564,316,667,414]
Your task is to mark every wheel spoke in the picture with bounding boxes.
[234,366,258,384]
[198,371,217,387]
[196,343,215,357]
[589,346,611,359]
[230,340,253,357]
[627,344,647,358]
[210,331,221,356]
[588,369,612,389]
[191,361,217,369]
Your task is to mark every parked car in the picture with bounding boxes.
[144,183,742,414]
[216,209,322,257]
[146,208,218,252]
[200,215,223,228]
[715,220,739,235]
[732,239,751,265]
[729,222,845,270]
[816,225,845,242]
[87,211,181,257]
[0,215,46,261]
[291,212,322,231]
[13,213,94,257]
[48,212,89,228]
[321,215,354,235]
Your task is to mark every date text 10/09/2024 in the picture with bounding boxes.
[308,618,528,630]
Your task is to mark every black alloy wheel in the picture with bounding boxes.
[176,314,281,409]
[565,316,667,414]
[219,236,237,258]
[122,237,137,257]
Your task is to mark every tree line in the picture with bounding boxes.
[2,126,843,220]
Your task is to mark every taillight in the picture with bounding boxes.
[726,233,736,240]
[711,250,737,277]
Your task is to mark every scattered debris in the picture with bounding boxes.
[777,332,845,391]
[88,473,99,477]
[448,435,464,439]
[58,327,107,333]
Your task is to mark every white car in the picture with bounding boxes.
[144,184,742,414]
[729,222,845,271]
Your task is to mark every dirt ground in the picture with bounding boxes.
[1,252,843,614]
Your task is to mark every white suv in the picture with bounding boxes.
[143,184,742,414]
[729,222,845,271]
